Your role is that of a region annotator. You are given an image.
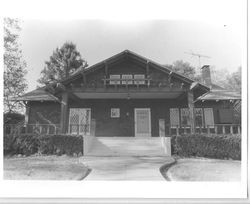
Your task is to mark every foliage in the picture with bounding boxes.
[167,60,197,80]
[38,42,88,85]
[171,134,241,160]
[4,18,28,113]
[225,67,241,92]
[4,134,83,156]
[4,112,25,124]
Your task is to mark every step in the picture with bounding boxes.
[85,137,167,156]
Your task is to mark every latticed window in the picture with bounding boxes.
[170,108,180,127]
[180,108,190,127]
[195,108,204,127]
[69,108,91,135]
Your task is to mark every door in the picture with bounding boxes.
[204,108,214,128]
[134,108,151,137]
[69,108,91,135]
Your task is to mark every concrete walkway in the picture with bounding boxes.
[81,156,174,180]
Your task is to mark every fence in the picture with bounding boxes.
[4,124,61,135]
[165,124,241,136]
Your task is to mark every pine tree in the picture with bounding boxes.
[38,42,88,85]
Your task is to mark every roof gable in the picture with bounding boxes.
[62,50,208,89]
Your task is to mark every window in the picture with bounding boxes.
[204,108,214,127]
[170,108,180,127]
[69,108,91,135]
[121,74,133,85]
[195,108,204,127]
[110,75,120,85]
[134,74,145,85]
[218,109,233,123]
[181,108,190,127]
[111,108,120,118]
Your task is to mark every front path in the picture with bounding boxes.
[81,156,174,180]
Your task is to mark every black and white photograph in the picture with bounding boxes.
[0,0,248,202]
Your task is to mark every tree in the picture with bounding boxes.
[38,42,88,85]
[225,67,241,92]
[4,18,27,113]
[168,60,197,80]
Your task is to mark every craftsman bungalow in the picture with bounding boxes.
[13,50,241,137]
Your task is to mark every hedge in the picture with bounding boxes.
[4,134,83,156]
[171,134,241,160]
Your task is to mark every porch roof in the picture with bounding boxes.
[195,90,241,101]
[10,87,59,102]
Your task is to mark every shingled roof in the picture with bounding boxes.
[196,89,241,101]
[11,87,59,102]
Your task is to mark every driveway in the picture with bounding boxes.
[81,156,174,180]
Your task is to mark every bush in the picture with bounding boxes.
[4,134,83,156]
[4,112,24,124]
[171,134,241,160]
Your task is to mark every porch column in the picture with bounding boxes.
[187,91,195,134]
[24,102,30,133]
[60,92,68,134]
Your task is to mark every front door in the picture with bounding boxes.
[134,108,151,137]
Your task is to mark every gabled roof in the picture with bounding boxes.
[62,49,210,91]
[13,50,213,102]
[10,87,59,102]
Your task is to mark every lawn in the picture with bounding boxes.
[166,158,241,181]
[4,155,90,180]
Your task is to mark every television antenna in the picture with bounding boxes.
[184,51,211,68]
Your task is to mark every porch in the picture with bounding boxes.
[4,123,241,136]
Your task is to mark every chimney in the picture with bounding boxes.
[201,65,212,87]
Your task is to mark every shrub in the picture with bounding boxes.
[4,112,24,124]
[171,134,241,160]
[4,134,83,156]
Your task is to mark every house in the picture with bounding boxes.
[13,50,241,137]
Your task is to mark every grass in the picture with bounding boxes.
[166,158,241,181]
[4,155,90,180]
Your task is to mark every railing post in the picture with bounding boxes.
[183,126,186,134]
[238,125,241,134]
[47,125,50,134]
[215,126,218,134]
[176,125,179,136]
[230,125,233,134]
[77,124,80,135]
[207,125,210,135]
[39,126,42,134]
[222,125,225,134]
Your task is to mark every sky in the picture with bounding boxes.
[15,2,244,92]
